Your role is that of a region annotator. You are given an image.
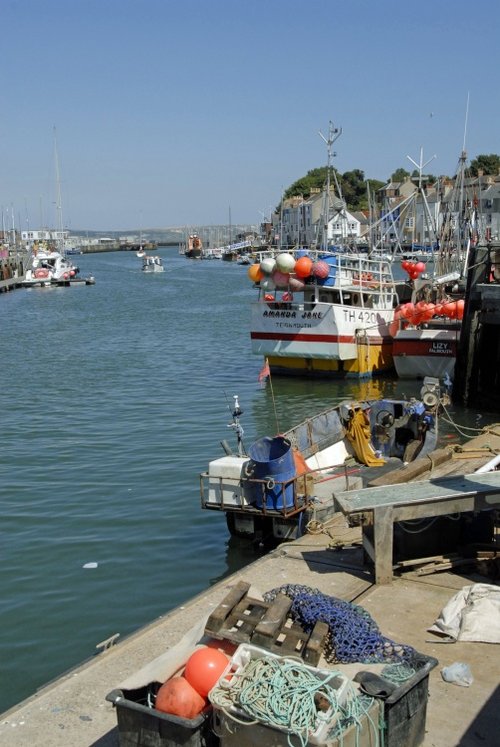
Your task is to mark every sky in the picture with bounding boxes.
[1,0,499,232]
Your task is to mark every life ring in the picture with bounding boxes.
[34,268,50,279]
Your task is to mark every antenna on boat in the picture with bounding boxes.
[462,91,470,157]
[407,148,438,246]
[317,121,343,250]
[224,394,245,457]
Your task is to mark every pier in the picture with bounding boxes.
[1,508,497,746]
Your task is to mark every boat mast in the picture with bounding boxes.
[53,127,65,256]
[317,121,342,251]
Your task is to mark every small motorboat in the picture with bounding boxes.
[142,255,164,273]
[200,379,444,541]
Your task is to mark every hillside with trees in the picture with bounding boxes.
[282,154,500,212]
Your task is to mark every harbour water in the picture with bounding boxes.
[0,248,493,714]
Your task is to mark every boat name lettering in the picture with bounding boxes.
[263,310,297,318]
[301,311,323,319]
[429,342,453,355]
[343,309,377,324]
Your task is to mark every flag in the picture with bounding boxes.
[258,359,270,384]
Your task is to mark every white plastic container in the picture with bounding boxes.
[207,456,253,507]
[210,643,352,745]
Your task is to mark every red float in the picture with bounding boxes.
[184,647,229,698]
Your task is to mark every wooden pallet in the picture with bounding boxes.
[204,580,328,666]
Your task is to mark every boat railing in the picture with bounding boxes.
[200,462,354,518]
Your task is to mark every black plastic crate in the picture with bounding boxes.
[383,653,438,747]
[106,684,219,747]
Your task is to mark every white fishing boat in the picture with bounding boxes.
[248,123,399,378]
[142,255,164,273]
[200,384,441,541]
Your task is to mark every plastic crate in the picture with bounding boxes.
[215,698,382,747]
[210,643,352,745]
[106,685,218,747]
[383,653,438,747]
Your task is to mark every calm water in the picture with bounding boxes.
[0,249,490,713]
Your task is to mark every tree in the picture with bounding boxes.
[469,154,500,176]
[390,168,410,182]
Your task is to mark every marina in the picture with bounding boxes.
[0,249,499,747]
[3,4,500,742]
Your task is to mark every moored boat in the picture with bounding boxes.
[248,249,398,377]
[200,385,440,542]
[22,245,81,287]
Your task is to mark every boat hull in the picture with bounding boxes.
[251,301,394,377]
[393,328,458,379]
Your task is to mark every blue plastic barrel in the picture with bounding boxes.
[247,436,296,509]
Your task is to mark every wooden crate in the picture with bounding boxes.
[204,580,328,666]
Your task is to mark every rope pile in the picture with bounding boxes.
[210,655,346,747]
[264,584,416,664]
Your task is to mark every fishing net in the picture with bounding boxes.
[264,584,416,664]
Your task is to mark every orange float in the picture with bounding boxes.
[184,647,229,698]
[294,256,313,278]
[247,263,264,283]
[155,676,206,719]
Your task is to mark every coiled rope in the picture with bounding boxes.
[264,584,416,664]
[210,655,347,747]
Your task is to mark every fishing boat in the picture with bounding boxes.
[248,124,399,378]
[142,255,164,273]
[249,249,398,377]
[392,108,480,380]
[200,381,442,541]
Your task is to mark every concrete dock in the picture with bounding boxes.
[1,515,498,747]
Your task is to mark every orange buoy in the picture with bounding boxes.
[184,647,229,698]
[247,263,263,283]
[155,676,206,719]
[295,256,313,278]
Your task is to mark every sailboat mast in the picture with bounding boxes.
[53,127,65,255]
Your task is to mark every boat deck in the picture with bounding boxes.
[1,516,497,746]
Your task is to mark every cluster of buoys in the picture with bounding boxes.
[401,260,426,280]
[154,646,229,718]
[247,252,330,291]
[391,298,465,330]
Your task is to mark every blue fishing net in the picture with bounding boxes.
[264,584,416,664]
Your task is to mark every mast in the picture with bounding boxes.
[53,127,65,255]
[317,120,342,250]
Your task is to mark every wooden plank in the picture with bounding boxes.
[367,448,452,487]
[252,594,292,642]
[303,621,329,665]
[204,580,251,635]
[335,472,500,513]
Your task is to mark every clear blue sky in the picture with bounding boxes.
[2,0,499,232]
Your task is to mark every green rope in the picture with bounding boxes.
[327,693,383,747]
[211,655,348,747]
[380,662,416,684]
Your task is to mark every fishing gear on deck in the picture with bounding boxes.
[264,584,416,665]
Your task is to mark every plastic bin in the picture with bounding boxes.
[210,643,352,745]
[247,436,295,509]
[383,653,438,747]
[215,697,382,747]
[106,685,218,747]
